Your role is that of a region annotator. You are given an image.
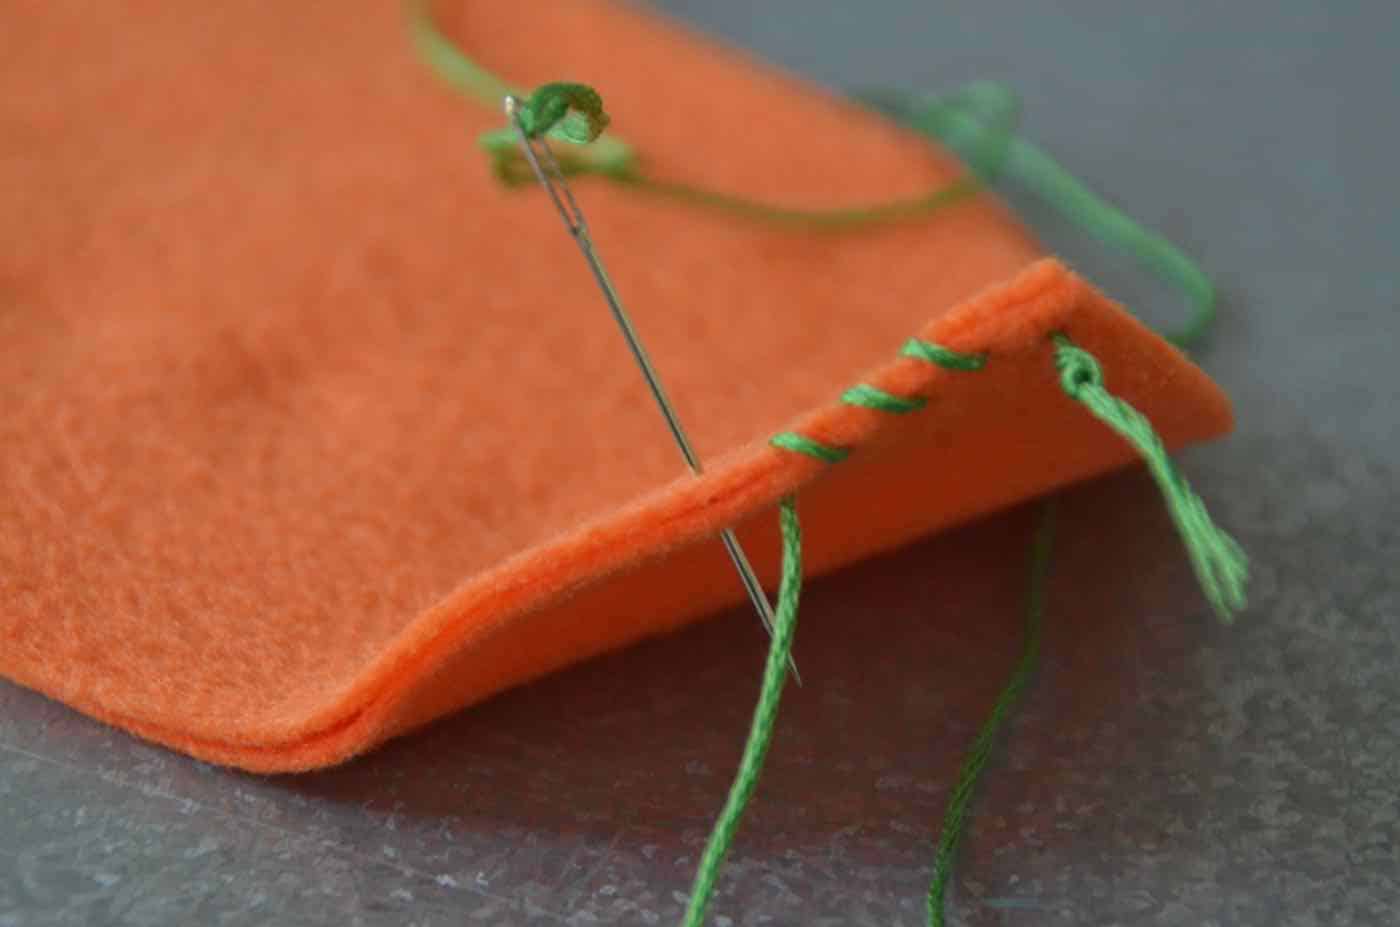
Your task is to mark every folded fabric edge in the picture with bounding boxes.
[43,257,1232,772]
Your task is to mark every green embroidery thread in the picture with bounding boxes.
[900,337,990,370]
[484,83,993,227]
[926,499,1055,927]
[493,82,610,144]
[766,332,1248,625]
[841,383,928,414]
[770,339,988,462]
[408,0,1009,231]
[769,432,849,465]
[1053,334,1248,622]
[761,332,1247,927]
[682,497,804,927]
[412,0,1214,344]
[865,86,1217,349]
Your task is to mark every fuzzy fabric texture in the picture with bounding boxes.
[0,0,1232,771]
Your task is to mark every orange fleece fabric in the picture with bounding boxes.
[0,1,1232,772]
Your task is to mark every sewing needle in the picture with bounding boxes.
[504,95,798,683]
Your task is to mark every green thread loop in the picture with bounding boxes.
[865,85,1215,349]
[900,339,988,370]
[514,82,609,142]
[682,498,804,927]
[484,77,996,226]
[1053,334,1248,622]
[857,81,1022,184]
[409,2,1007,228]
[926,500,1056,927]
[841,383,927,413]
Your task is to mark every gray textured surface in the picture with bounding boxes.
[4,2,1398,924]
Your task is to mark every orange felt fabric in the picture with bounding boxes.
[0,0,1231,772]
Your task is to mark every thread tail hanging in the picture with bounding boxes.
[1052,334,1248,622]
[925,499,1056,927]
[682,497,804,927]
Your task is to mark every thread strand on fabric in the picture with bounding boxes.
[413,0,1217,345]
[409,3,1010,231]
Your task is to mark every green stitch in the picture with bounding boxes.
[841,383,927,413]
[901,338,988,370]
[770,339,986,463]
[770,432,849,464]
[682,497,804,927]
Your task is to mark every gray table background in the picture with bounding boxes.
[3,2,1396,924]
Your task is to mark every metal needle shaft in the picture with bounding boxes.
[504,96,797,681]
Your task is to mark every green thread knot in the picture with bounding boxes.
[682,497,804,927]
[407,1,637,184]
[1052,334,1248,622]
[841,383,927,413]
[478,82,636,186]
[770,432,849,464]
[901,339,988,370]
[1053,338,1104,395]
[513,82,609,143]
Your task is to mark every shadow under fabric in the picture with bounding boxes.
[0,0,1232,773]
